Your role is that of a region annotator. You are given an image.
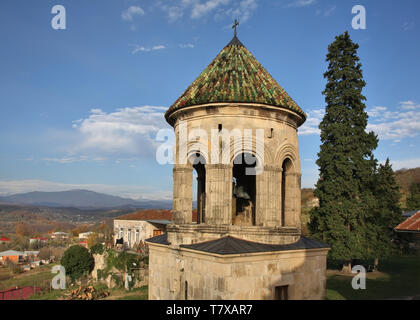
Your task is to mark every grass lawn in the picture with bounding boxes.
[0,264,57,290]
[326,255,420,300]
[115,286,148,300]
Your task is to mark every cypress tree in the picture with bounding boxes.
[309,31,379,273]
[369,159,403,267]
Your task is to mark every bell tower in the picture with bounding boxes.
[147,26,330,300]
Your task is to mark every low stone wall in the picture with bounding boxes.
[167,224,300,245]
[148,243,329,300]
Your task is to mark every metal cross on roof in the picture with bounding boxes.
[232,19,239,37]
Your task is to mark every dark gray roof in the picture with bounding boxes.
[146,234,329,255]
[402,210,419,217]
[146,233,170,245]
[147,219,171,225]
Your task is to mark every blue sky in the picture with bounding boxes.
[0,0,419,200]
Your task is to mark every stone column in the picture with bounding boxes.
[284,172,301,227]
[205,164,233,225]
[172,165,193,224]
[256,166,282,227]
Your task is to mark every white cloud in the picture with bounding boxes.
[402,21,415,31]
[367,106,387,118]
[386,158,420,171]
[323,5,336,17]
[223,0,258,23]
[299,101,420,142]
[179,43,195,48]
[400,100,419,110]
[285,0,316,8]
[42,156,106,164]
[70,106,170,156]
[0,179,172,200]
[366,102,420,141]
[121,6,145,21]
[191,0,231,19]
[298,108,324,135]
[157,0,257,23]
[130,44,166,54]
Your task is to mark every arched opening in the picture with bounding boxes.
[190,153,206,224]
[232,153,257,226]
[281,158,293,227]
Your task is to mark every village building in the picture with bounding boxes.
[79,231,94,239]
[0,250,25,264]
[0,237,11,245]
[23,250,40,261]
[29,237,48,245]
[51,232,70,240]
[395,210,420,250]
[114,210,174,250]
[146,26,330,300]
[79,240,88,248]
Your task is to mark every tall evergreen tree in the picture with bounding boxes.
[406,183,420,211]
[369,159,403,267]
[309,31,379,273]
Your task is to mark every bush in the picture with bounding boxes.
[61,245,94,282]
[5,260,21,275]
[50,247,66,261]
[90,243,104,255]
[39,247,52,260]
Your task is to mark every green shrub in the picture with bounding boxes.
[90,243,104,255]
[61,245,94,281]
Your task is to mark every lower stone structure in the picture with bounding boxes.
[147,234,329,300]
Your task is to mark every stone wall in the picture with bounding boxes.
[167,224,300,245]
[148,243,329,300]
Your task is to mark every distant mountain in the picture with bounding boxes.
[0,189,172,209]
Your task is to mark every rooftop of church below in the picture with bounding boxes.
[165,34,306,124]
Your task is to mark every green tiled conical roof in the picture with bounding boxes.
[165,36,305,122]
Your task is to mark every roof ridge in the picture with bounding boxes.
[227,35,244,47]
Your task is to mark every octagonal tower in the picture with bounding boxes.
[147,32,329,300]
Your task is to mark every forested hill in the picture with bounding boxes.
[394,167,420,206]
[301,167,420,209]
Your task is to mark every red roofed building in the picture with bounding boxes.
[79,240,88,248]
[395,210,420,249]
[29,237,48,245]
[0,237,11,245]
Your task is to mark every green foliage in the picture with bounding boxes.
[90,243,104,255]
[96,249,144,288]
[104,250,142,272]
[309,31,379,261]
[61,245,94,281]
[111,274,123,287]
[369,159,403,258]
[406,183,420,211]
